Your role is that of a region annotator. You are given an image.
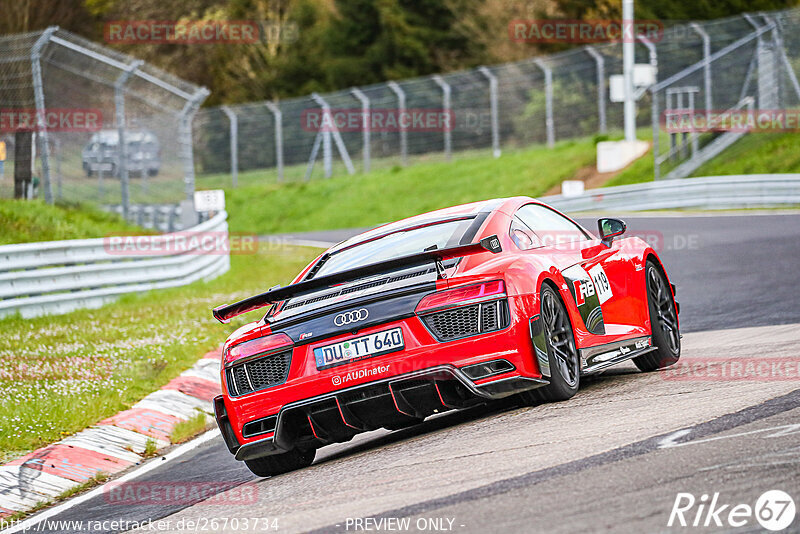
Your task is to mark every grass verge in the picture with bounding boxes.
[0,199,144,245]
[170,412,211,445]
[606,131,800,187]
[220,138,599,235]
[0,245,320,462]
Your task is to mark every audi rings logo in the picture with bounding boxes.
[334,308,369,327]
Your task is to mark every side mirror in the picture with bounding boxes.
[598,218,627,246]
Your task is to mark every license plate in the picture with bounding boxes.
[314,328,404,370]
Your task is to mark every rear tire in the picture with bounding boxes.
[634,261,681,372]
[244,448,315,477]
[520,285,580,404]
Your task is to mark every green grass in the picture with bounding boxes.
[142,438,158,458]
[57,471,110,500]
[219,139,599,235]
[0,199,144,245]
[606,132,800,187]
[170,412,210,444]
[691,132,800,176]
[0,245,320,461]
[603,150,657,187]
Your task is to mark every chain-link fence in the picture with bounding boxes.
[3,9,798,215]
[195,8,800,186]
[0,27,208,222]
[651,10,800,179]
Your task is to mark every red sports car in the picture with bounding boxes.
[212,197,680,476]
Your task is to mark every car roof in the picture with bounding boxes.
[328,197,531,253]
[89,130,157,143]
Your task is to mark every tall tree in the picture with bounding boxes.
[0,0,99,35]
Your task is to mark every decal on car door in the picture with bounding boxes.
[587,264,613,304]
[562,265,606,335]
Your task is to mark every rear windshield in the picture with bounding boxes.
[313,219,469,278]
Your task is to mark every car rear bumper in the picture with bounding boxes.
[215,295,546,461]
[217,363,547,461]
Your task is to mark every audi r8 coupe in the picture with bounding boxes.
[212,197,681,477]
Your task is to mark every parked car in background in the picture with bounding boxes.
[81,129,161,178]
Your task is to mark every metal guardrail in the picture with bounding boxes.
[0,211,230,319]
[543,174,800,213]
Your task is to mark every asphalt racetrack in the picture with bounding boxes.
[27,213,800,534]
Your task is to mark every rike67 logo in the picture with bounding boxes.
[669,490,796,531]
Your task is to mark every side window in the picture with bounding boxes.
[515,204,591,245]
[509,218,539,250]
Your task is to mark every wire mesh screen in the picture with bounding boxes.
[195,7,800,186]
[650,12,800,179]
[0,28,206,210]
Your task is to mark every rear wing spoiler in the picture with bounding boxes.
[212,235,502,323]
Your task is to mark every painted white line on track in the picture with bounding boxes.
[657,429,692,448]
[1,429,221,534]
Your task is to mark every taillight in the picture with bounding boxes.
[416,280,505,313]
[223,333,293,366]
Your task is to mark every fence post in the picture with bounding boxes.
[309,93,355,179]
[666,88,676,160]
[477,67,501,158]
[322,115,332,178]
[584,46,607,134]
[350,88,371,173]
[690,23,713,116]
[54,137,62,200]
[314,95,331,178]
[30,26,57,204]
[264,102,284,182]
[221,106,238,187]
[180,88,210,203]
[739,50,758,103]
[636,35,660,180]
[432,75,452,161]
[744,14,779,110]
[114,59,143,221]
[387,81,408,165]
[305,132,322,181]
[761,14,800,103]
[688,90,698,156]
[652,87,660,180]
[533,58,554,147]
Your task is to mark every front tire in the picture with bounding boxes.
[244,448,315,477]
[520,285,580,404]
[634,261,681,372]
